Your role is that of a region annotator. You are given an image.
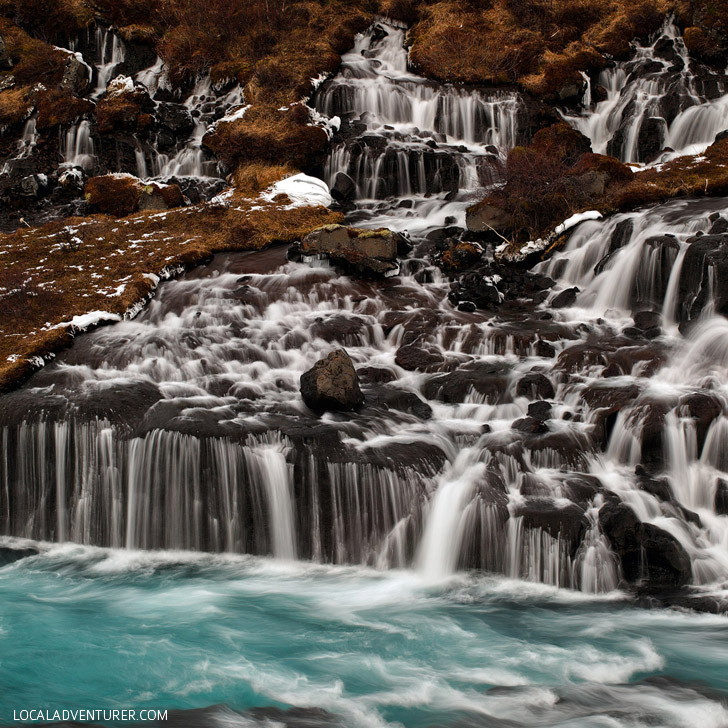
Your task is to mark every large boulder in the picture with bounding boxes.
[300,349,364,412]
[61,53,91,94]
[290,224,405,278]
[465,201,511,234]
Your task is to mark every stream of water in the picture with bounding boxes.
[1,20,728,727]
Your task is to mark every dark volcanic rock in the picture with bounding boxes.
[514,499,588,555]
[395,344,444,372]
[551,287,579,308]
[423,362,510,404]
[331,172,356,202]
[679,234,728,321]
[715,479,728,516]
[300,349,364,412]
[516,372,555,400]
[599,501,692,587]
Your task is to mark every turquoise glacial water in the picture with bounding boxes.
[0,539,727,728]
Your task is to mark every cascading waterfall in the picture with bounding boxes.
[564,21,728,163]
[314,22,522,223]
[2,20,728,603]
[60,120,95,172]
[91,26,126,99]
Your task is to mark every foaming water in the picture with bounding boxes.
[564,22,728,163]
[0,539,727,727]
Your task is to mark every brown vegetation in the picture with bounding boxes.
[1,169,343,392]
[409,0,671,96]
[203,104,328,171]
[84,174,185,215]
[470,130,728,242]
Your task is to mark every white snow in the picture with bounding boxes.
[107,75,135,96]
[55,311,122,331]
[553,210,603,236]
[262,173,332,208]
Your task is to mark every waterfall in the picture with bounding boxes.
[564,22,728,163]
[92,26,126,98]
[314,21,521,221]
[2,20,728,600]
[61,120,95,172]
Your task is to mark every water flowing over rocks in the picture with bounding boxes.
[2,18,728,615]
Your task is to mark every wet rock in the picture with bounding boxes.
[311,315,367,345]
[19,174,49,197]
[457,300,476,312]
[679,392,723,453]
[465,202,510,234]
[527,400,552,421]
[291,224,402,278]
[633,310,661,330]
[679,234,728,321]
[599,501,692,587]
[516,372,555,400]
[708,215,728,235]
[330,172,356,202]
[300,349,364,412]
[356,366,396,384]
[641,524,692,587]
[156,102,195,134]
[0,545,39,566]
[513,416,548,434]
[535,340,556,358]
[423,362,510,404]
[61,53,91,94]
[551,287,579,308]
[395,344,444,372]
[514,499,588,553]
[378,389,432,420]
[637,116,666,163]
[715,479,728,516]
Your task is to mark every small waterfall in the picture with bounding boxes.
[573,499,621,593]
[18,118,39,159]
[564,22,728,163]
[61,120,95,172]
[417,460,486,580]
[314,21,521,214]
[92,26,126,98]
[244,438,297,560]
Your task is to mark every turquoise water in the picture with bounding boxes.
[1,539,727,728]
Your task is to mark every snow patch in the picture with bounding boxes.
[262,173,332,208]
[553,210,603,236]
[55,311,122,331]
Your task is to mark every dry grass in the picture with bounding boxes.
[409,0,671,95]
[203,104,329,171]
[0,169,343,392]
[471,133,728,242]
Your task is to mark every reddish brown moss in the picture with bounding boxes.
[95,88,149,134]
[35,89,94,129]
[203,104,328,170]
[410,0,671,96]
[85,175,143,216]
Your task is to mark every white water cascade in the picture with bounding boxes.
[564,22,728,163]
[314,22,523,229]
[1,21,728,605]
